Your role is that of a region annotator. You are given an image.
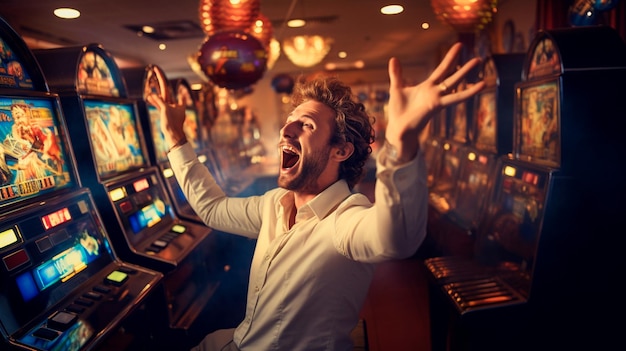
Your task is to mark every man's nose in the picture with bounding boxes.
[280,121,297,139]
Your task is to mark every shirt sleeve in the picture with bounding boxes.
[167,143,263,238]
[334,146,428,263]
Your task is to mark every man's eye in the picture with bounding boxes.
[303,123,313,129]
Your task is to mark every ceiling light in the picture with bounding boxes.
[338,51,347,58]
[282,35,333,68]
[142,25,155,34]
[287,19,306,28]
[380,5,404,15]
[53,8,80,19]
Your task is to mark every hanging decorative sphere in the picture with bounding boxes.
[197,30,268,90]
[271,73,295,94]
[430,0,499,33]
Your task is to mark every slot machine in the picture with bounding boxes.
[423,109,447,189]
[426,80,472,256]
[170,77,228,194]
[123,66,224,224]
[425,54,524,260]
[32,44,221,334]
[0,18,162,351]
[426,26,626,351]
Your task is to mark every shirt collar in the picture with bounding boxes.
[278,179,352,221]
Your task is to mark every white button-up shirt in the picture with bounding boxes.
[169,143,427,351]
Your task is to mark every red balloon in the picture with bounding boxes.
[197,31,268,90]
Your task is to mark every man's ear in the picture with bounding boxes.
[332,142,354,162]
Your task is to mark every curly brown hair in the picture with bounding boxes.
[291,75,375,189]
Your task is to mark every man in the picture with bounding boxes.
[148,42,484,351]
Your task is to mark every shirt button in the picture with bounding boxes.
[255,286,259,292]
[265,255,270,260]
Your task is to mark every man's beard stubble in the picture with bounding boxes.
[278,146,330,194]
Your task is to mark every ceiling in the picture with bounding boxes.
[0,0,465,87]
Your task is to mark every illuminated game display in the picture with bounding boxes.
[449,82,469,145]
[146,104,169,163]
[516,80,560,167]
[0,96,74,208]
[473,90,497,152]
[83,100,146,178]
[172,78,202,153]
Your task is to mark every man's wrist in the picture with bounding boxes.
[168,137,188,153]
[382,139,418,167]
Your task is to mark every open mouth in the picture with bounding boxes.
[281,145,300,169]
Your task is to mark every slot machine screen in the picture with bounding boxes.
[479,164,548,294]
[450,101,468,144]
[473,89,497,153]
[147,104,169,164]
[432,142,462,195]
[7,213,111,325]
[184,107,202,153]
[452,151,492,225]
[83,99,147,178]
[516,80,560,167]
[0,96,74,208]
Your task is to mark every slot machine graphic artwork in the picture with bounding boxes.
[0,18,162,351]
[426,26,626,351]
[32,44,221,335]
[424,53,524,259]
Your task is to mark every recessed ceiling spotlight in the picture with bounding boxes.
[338,51,347,59]
[142,25,155,34]
[159,43,167,50]
[380,5,404,15]
[54,8,80,19]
